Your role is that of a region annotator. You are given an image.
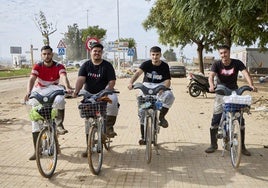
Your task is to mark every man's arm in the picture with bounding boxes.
[208,71,216,92]
[60,74,73,91]
[106,80,116,90]
[127,68,143,90]
[163,79,171,88]
[241,69,257,91]
[73,76,86,97]
[24,75,37,101]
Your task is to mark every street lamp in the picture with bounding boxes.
[117,0,120,73]
[86,9,89,59]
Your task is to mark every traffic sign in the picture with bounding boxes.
[127,48,135,56]
[57,40,66,48]
[58,48,65,56]
[85,37,100,51]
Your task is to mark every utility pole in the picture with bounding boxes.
[25,45,38,66]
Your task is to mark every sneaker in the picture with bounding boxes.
[139,139,146,145]
[107,131,117,138]
[57,127,68,135]
[264,145,268,148]
[159,118,168,128]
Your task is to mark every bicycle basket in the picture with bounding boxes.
[137,95,157,109]
[78,101,107,118]
[224,103,249,112]
[29,104,57,121]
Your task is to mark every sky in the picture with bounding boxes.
[0,0,222,63]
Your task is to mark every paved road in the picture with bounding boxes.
[0,74,268,187]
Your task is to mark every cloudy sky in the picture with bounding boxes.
[0,0,217,62]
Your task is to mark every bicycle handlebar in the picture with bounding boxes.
[215,84,253,96]
[78,89,120,101]
[133,82,170,95]
[29,90,65,104]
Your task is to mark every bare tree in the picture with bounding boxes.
[34,11,57,46]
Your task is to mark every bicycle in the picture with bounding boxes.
[78,89,119,175]
[28,89,65,178]
[133,83,169,164]
[215,84,252,168]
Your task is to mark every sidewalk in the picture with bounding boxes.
[0,76,268,187]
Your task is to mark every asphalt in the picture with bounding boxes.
[0,76,268,188]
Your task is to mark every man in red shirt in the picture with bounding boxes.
[24,45,73,160]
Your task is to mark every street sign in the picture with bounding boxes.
[58,48,65,56]
[127,48,135,56]
[57,40,66,48]
[85,37,99,51]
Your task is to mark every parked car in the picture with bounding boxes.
[74,59,88,68]
[168,61,186,77]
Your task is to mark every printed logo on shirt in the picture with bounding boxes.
[220,68,234,76]
[146,72,163,80]
[88,72,100,79]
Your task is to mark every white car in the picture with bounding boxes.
[74,59,88,68]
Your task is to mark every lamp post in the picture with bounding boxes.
[117,0,120,73]
[86,9,89,59]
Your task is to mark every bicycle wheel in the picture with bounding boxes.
[88,125,103,175]
[229,112,242,168]
[36,127,57,178]
[145,114,153,164]
[153,114,158,147]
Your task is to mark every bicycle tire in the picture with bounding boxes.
[88,125,103,175]
[36,127,57,178]
[189,83,202,97]
[145,113,152,164]
[229,112,242,168]
[153,113,158,147]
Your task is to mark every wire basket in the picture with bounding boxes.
[78,101,107,118]
[28,104,57,121]
[137,95,157,109]
[224,103,250,112]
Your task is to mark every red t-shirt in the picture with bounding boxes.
[31,61,66,87]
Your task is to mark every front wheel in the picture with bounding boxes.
[88,125,103,175]
[145,114,153,164]
[188,83,202,97]
[229,113,242,168]
[36,127,57,178]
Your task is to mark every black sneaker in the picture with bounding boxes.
[159,118,168,128]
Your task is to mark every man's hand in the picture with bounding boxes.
[127,84,133,90]
[250,85,258,92]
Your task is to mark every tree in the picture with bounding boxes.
[63,24,82,61]
[143,0,268,73]
[143,0,220,73]
[63,25,107,60]
[34,11,57,46]
[163,49,177,61]
[81,26,107,58]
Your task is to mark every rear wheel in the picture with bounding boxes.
[189,83,202,97]
[145,115,152,164]
[229,113,242,168]
[36,127,57,178]
[88,125,103,175]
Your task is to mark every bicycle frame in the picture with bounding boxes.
[28,89,65,178]
[215,84,252,169]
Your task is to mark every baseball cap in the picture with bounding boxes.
[90,42,104,50]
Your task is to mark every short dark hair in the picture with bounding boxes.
[218,45,230,51]
[150,46,161,53]
[90,42,104,50]
[41,45,53,52]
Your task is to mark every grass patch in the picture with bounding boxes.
[0,68,31,78]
